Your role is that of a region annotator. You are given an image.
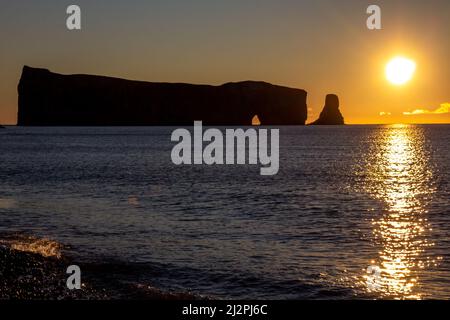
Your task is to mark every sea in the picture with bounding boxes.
[0,125,449,299]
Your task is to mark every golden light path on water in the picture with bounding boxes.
[364,124,439,299]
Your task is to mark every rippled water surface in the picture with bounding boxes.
[0,125,449,299]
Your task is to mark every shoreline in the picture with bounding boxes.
[0,244,201,300]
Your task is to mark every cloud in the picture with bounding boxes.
[379,111,391,116]
[403,103,450,116]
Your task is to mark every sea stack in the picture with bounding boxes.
[310,94,345,125]
[17,66,308,126]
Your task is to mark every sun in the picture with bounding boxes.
[385,57,416,85]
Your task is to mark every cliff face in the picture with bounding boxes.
[310,94,344,125]
[17,66,307,126]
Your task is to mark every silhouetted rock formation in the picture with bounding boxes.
[310,94,345,125]
[0,125,4,129]
[18,66,307,126]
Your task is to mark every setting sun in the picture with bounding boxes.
[386,57,416,85]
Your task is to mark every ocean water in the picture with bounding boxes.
[0,125,449,299]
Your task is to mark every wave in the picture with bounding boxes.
[0,234,62,258]
[0,232,368,299]
[0,232,201,300]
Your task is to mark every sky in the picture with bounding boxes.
[0,0,449,125]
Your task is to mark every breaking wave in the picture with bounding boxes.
[0,234,62,258]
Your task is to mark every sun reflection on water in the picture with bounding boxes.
[365,124,439,299]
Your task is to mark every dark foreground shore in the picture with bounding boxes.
[0,244,200,300]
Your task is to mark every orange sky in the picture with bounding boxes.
[0,0,448,125]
